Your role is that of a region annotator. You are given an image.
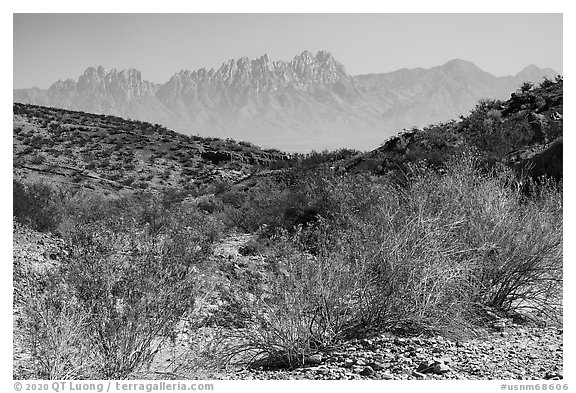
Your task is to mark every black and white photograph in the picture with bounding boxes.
[9,7,566,389]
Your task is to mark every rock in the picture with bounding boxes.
[316,368,330,375]
[359,366,374,376]
[493,320,507,331]
[360,338,373,347]
[417,360,436,373]
[381,373,394,380]
[306,354,322,365]
[355,358,367,366]
[545,372,563,380]
[433,363,450,374]
[369,361,386,371]
[352,366,365,374]
[412,370,427,379]
[512,137,563,183]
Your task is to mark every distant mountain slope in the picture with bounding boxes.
[14,51,558,152]
[13,103,288,195]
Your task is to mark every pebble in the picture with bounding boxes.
[433,363,450,374]
[306,354,322,365]
[359,366,374,376]
[370,361,386,371]
[417,360,435,373]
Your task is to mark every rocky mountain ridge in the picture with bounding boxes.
[14,51,558,151]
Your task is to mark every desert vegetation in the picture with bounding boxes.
[13,78,563,379]
[13,157,562,378]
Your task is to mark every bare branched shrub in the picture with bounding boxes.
[59,198,222,378]
[17,192,224,379]
[18,276,93,379]
[220,153,562,366]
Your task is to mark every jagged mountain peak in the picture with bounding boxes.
[82,65,107,75]
[294,50,315,61]
[80,66,145,80]
[50,78,76,88]
[290,50,348,83]
[315,50,335,62]
[167,51,351,87]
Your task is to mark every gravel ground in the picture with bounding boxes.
[215,325,563,380]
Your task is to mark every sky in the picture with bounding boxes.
[13,13,562,89]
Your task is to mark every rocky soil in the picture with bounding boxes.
[200,325,563,380]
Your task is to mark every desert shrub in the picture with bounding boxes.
[20,193,225,379]
[20,146,34,155]
[13,179,61,232]
[61,221,195,378]
[29,154,47,165]
[221,153,562,367]
[356,154,562,329]
[227,167,384,238]
[217,225,382,368]
[238,238,265,256]
[18,276,92,379]
[120,176,135,186]
[219,190,245,209]
[196,196,223,214]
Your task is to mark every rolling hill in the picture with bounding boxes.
[13,103,288,195]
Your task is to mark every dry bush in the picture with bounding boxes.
[13,179,62,232]
[218,154,562,366]
[217,231,363,368]
[17,276,93,379]
[17,192,225,379]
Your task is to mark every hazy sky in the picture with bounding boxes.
[13,13,562,89]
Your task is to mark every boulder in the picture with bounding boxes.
[508,137,562,183]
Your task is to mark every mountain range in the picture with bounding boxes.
[14,51,558,152]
